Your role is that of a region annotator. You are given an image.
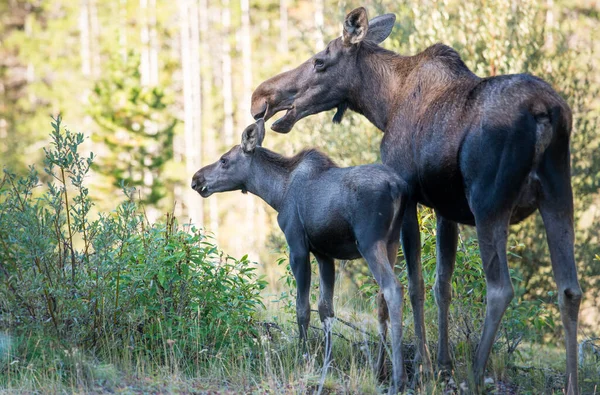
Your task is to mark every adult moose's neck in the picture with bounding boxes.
[348,43,479,133]
[243,148,291,212]
[348,43,414,132]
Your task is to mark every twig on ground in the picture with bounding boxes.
[309,309,377,338]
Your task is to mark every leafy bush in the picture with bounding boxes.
[0,117,266,380]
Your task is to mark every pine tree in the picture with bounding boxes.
[88,53,177,207]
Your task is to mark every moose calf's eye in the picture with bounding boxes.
[220,158,228,167]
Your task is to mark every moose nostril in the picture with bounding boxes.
[191,179,197,189]
[252,101,267,120]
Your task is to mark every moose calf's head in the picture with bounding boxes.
[250,7,395,133]
[191,120,266,198]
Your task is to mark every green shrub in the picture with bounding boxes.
[0,117,266,382]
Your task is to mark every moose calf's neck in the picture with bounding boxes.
[242,148,301,212]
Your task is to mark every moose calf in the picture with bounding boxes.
[191,119,409,392]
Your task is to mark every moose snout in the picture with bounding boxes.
[251,92,268,120]
[191,171,205,191]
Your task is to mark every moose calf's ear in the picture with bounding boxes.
[241,120,266,153]
[366,13,396,44]
[241,124,258,153]
[343,7,369,46]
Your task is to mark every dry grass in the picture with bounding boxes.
[2,301,599,394]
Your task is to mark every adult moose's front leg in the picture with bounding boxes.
[434,213,458,374]
[290,248,312,347]
[401,201,433,378]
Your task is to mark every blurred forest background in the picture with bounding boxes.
[0,0,599,392]
[2,0,598,321]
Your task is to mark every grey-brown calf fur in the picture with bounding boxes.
[192,120,410,393]
[251,7,582,394]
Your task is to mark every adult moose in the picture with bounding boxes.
[251,7,582,394]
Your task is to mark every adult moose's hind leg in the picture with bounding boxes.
[434,213,458,375]
[461,112,537,389]
[538,145,582,395]
[314,253,335,367]
[471,210,514,390]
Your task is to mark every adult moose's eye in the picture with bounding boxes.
[314,58,325,71]
[220,157,229,167]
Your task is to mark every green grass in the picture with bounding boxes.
[1,301,598,394]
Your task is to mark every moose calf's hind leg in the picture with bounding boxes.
[359,241,406,393]
[290,250,312,349]
[377,219,402,383]
[376,291,390,381]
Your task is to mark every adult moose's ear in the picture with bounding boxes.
[241,119,265,153]
[342,7,369,46]
[254,118,266,146]
[365,13,395,44]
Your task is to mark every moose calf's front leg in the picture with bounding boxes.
[290,249,312,347]
[315,253,335,365]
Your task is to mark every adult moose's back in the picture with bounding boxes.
[250,7,582,394]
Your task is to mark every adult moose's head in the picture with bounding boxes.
[251,7,395,133]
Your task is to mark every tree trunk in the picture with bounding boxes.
[240,0,257,254]
[140,0,163,222]
[279,0,288,54]
[221,0,234,146]
[119,0,128,62]
[149,0,159,85]
[179,0,203,226]
[199,0,219,237]
[89,0,100,77]
[140,0,150,86]
[314,0,324,50]
[79,0,91,76]
[545,0,555,53]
